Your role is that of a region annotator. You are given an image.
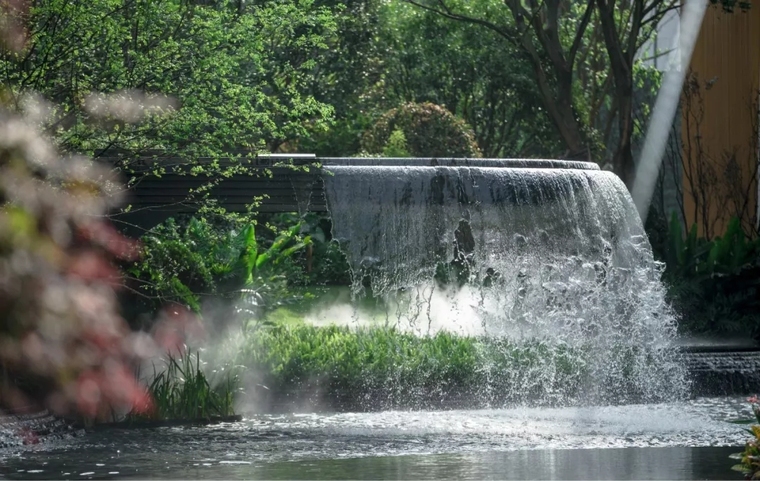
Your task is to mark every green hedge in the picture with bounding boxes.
[361,102,482,158]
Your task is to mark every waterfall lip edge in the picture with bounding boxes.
[317,157,600,171]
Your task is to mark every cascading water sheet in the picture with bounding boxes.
[322,160,689,405]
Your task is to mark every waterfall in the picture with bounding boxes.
[322,158,689,404]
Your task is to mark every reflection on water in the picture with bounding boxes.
[0,448,743,480]
[246,448,742,480]
[0,397,751,480]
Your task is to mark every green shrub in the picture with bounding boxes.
[662,213,760,337]
[382,129,412,157]
[731,396,760,478]
[265,212,352,287]
[664,214,760,278]
[361,102,482,158]
[129,215,310,318]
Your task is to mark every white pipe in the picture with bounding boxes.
[632,0,709,222]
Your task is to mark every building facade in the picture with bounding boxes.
[681,2,760,238]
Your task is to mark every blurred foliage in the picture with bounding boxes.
[660,214,760,337]
[0,108,153,418]
[361,102,481,158]
[0,1,165,419]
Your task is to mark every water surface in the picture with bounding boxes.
[0,396,750,479]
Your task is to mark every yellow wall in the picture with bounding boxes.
[682,2,760,238]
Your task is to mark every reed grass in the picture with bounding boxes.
[131,349,240,421]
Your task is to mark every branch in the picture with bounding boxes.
[532,0,569,69]
[626,0,645,60]
[643,0,679,20]
[569,0,595,66]
[403,0,517,43]
[595,0,630,80]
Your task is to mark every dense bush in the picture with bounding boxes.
[128,215,311,323]
[361,102,482,158]
[124,211,359,335]
[264,212,352,287]
[661,214,760,337]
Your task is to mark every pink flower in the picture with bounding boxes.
[75,365,155,420]
[75,370,103,419]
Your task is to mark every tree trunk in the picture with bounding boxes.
[613,83,636,187]
[595,0,639,189]
[555,74,589,160]
[525,54,588,160]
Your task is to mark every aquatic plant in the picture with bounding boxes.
[236,322,667,411]
[662,213,760,337]
[130,349,240,422]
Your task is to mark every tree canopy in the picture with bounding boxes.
[1,0,339,163]
[401,0,679,186]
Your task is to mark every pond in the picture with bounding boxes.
[0,396,751,480]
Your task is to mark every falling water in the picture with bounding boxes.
[322,158,689,404]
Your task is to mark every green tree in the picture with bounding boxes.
[403,0,679,186]
[1,0,338,163]
[298,0,386,156]
[376,1,562,158]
